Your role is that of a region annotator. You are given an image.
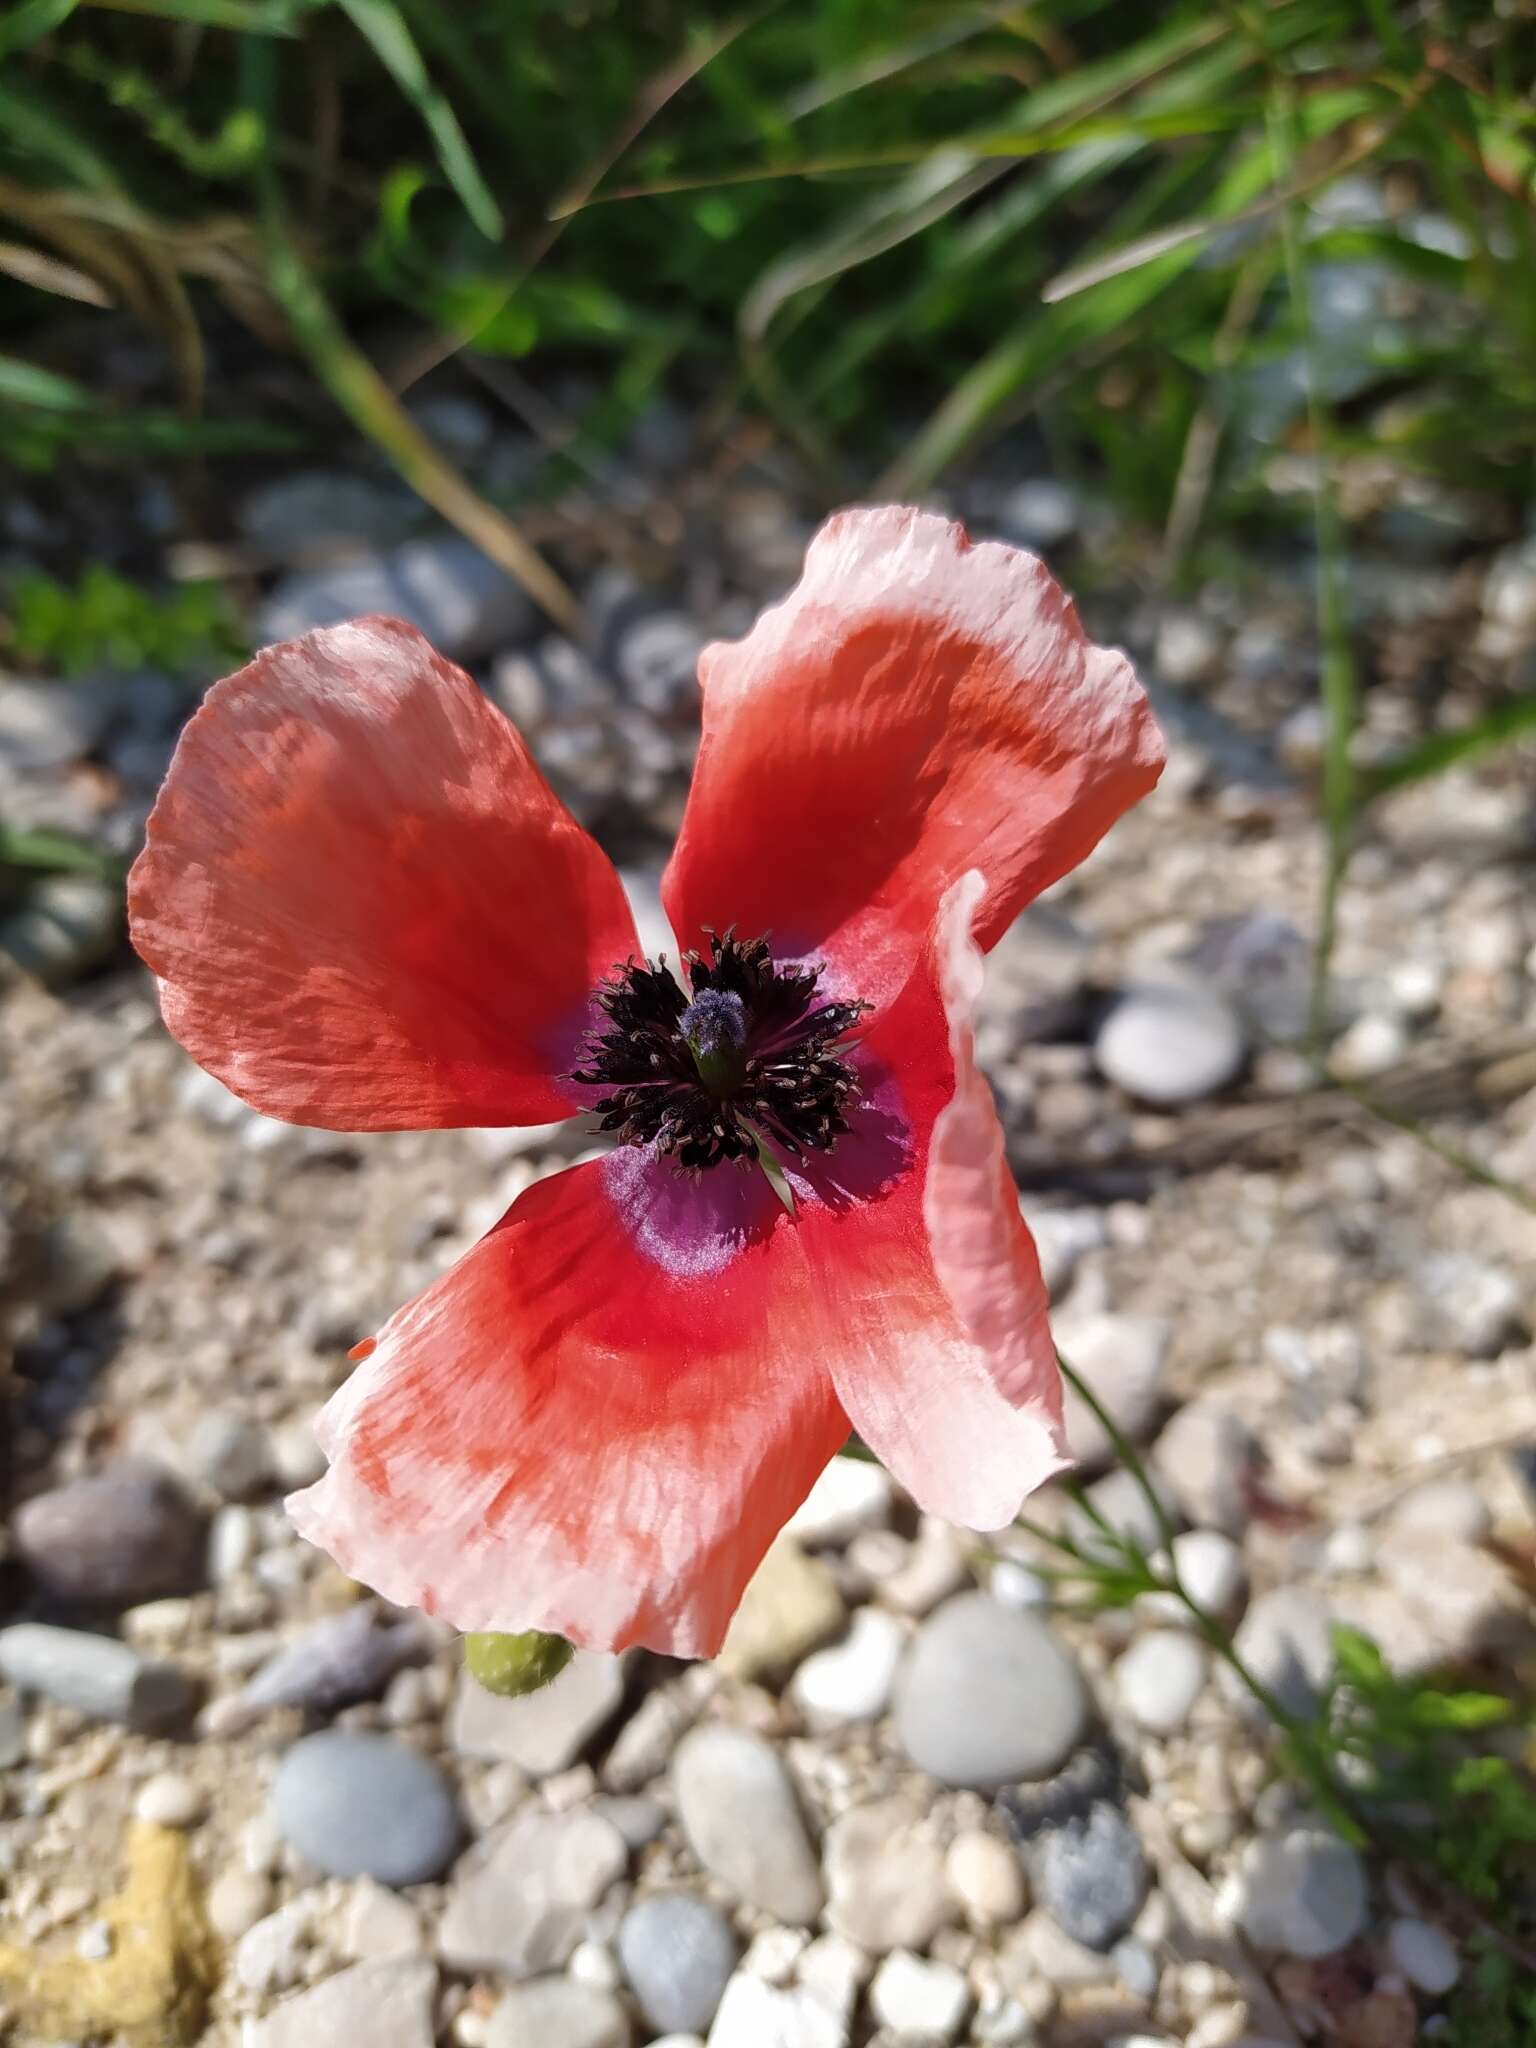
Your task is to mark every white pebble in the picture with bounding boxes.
[789,1607,904,1725]
[870,1950,971,2042]
[133,1770,204,1828]
[945,1831,1026,1926]
[1116,1630,1209,1735]
[1388,1917,1460,1993]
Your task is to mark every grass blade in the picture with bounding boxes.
[333,0,503,239]
[1358,695,1536,802]
[0,0,78,60]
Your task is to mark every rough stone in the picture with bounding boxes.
[487,1976,631,2048]
[449,1648,626,1774]
[248,1957,437,2048]
[1235,1828,1367,1957]
[868,1950,971,2042]
[823,1796,953,1953]
[1411,1252,1522,1358]
[15,1461,205,1605]
[894,1593,1087,1791]
[1031,1804,1148,1952]
[672,1723,823,1925]
[272,1731,461,1887]
[718,1538,845,1682]
[437,1807,627,1978]
[619,1892,739,2036]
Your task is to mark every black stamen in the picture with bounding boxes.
[570,930,869,1175]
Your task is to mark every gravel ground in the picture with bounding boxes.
[2,446,1534,2048]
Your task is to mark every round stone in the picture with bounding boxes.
[1095,984,1246,1106]
[187,1414,273,1501]
[1387,1916,1459,1993]
[15,1461,206,1606]
[671,1724,822,1924]
[894,1593,1087,1791]
[618,1892,738,2035]
[273,1731,461,1887]
[1235,1828,1367,1958]
[1115,1631,1208,1736]
[824,1795,953,1953]
[207,1867,272,1940]
[133,1769,204,1827]
[944,1831,1027,1926]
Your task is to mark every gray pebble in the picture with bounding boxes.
[671,1723,823,1924]
[237,471,421,561]
[0,875,121,986]
[438,1807,627,1977]
[1226,1588,1335,1722]
[1094,983,1247,1106]
[612,611,706,720]
[187,1413,273,1501]
[1115,1631,1208,1735]
[247,1956,437,2048]
[1388,1477,1492,1546]
[1235,1827,1366,1957]
[995,478,1079,550]
[1064,1468,1182,1564]
[259,536,534,661]
[1152,1401,1256,1536]
[487,1976,631,2048]
[1054,1311,1171,1465]
[1387,1916,1459,1993]
[238,1604,436,1719]
[0,678,114,771]
[0,1694,24,1768]
[15,1460,205,1606]
[1032,1803,1148,1951]
[1112,1934,1159,1999]
[618,1892,738,2035]
[1412,1252,1522,1359]
[273,1731,461,1886]
[0,1623,194,1732]
[448,1648,626,1775]
[894,1593,1087,1791]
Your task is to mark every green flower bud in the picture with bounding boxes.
[463,1629,573,1698]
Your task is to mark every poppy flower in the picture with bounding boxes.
[128,506,1163,1659]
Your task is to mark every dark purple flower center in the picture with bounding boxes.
[570,931,869,1173]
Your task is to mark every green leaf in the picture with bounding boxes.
[333,0,503,240]
[0,355,94,412]
[1358,694,1536,801]
[0,0,79,60]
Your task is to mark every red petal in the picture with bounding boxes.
[128,618,638,1129]
[664,506,1162,1001]
[287,1155,850,1658]
[789,872,1071,1526]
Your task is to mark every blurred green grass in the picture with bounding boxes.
[1,0,1533,536]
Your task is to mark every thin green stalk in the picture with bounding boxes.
[1265,84,1359,1053]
